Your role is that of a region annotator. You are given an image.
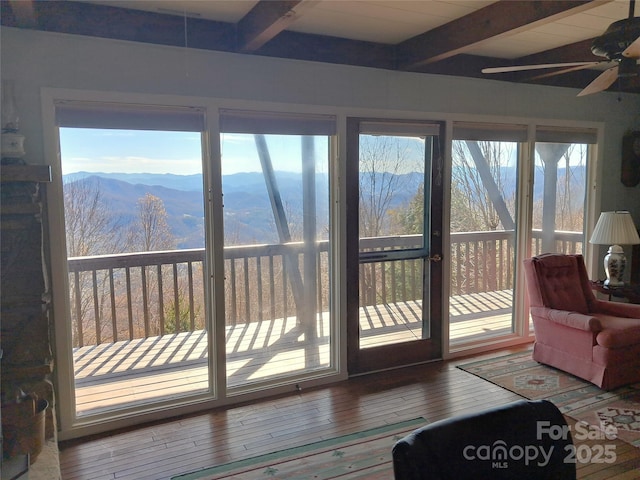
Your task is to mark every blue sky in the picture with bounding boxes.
[59,128,586,178]
[59,128,204,175]
[59,128,329,176]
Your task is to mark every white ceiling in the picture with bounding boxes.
[84,0,634,60]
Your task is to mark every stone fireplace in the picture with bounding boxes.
[1,163,59,477]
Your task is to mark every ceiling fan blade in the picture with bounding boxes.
[622,35,640,58]
[482,62,600,74]
[577,66,619,96]
[530,61,614,80]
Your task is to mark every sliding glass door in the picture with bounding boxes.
[51,101,339,433]
[219,110,336,390]
[56,102,210,418]
[448,123,596,345]
[449,123,524,346]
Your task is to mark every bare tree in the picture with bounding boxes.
[450,141,515,233]
[450,140,516,294]
[128,193,176,252]
[359,135,423,238]
[358,135,424,306]
[125,194,180,336]
[64,177,123,256]
[64,177,124,346]
[555,144,586,232]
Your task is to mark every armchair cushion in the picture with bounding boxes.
[530,254,589,314]
[591,299,640,317]
[530,307,601,332]
[593,314,640,348]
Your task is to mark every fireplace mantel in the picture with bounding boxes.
[0,164,52,183]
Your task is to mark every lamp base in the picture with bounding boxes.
[603,245,626,287]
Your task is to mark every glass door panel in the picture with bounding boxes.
[219,122,333,390]
[358,132,428,348]
[59,124,209,418]
[449,138,519,346]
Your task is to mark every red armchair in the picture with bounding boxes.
[523,253,640,390]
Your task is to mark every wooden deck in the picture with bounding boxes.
[74,290,514,416]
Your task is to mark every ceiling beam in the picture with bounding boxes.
[396,0,613,71]
[236,0,318,52]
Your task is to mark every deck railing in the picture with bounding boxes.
[67,229,582,347]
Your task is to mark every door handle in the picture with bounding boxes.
[428,254,442,262]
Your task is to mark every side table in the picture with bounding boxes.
[590,281,640,304]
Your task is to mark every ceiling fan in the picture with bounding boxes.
[482,0,640,96]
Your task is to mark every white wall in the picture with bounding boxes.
[2,26,640,217]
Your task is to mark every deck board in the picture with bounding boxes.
[74,290,514,416]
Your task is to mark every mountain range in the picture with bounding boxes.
[64,171,334,248]
[64,165,585,249]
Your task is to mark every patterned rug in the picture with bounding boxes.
[458,352,640,448]
[171,417,426,480]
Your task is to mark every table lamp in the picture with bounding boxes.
[589,211,640,287]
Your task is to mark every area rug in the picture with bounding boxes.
[458,352,640,447]
[171,417,426,480]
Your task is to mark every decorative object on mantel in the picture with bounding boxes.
[1,79,26,162]
[2,391,48,463]
[589,211,640,286]
[621,130,640,187]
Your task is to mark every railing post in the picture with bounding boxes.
[157,264,165,336]
[73,271,83,348]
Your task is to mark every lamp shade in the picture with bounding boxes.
[589,211,640,245]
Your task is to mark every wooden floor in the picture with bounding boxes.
[73,291,515,416]
[59,345,640,480]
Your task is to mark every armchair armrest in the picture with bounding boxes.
[591,299,640,318]
[530,307,602,332]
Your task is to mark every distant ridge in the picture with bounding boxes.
[64,171,204,191]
